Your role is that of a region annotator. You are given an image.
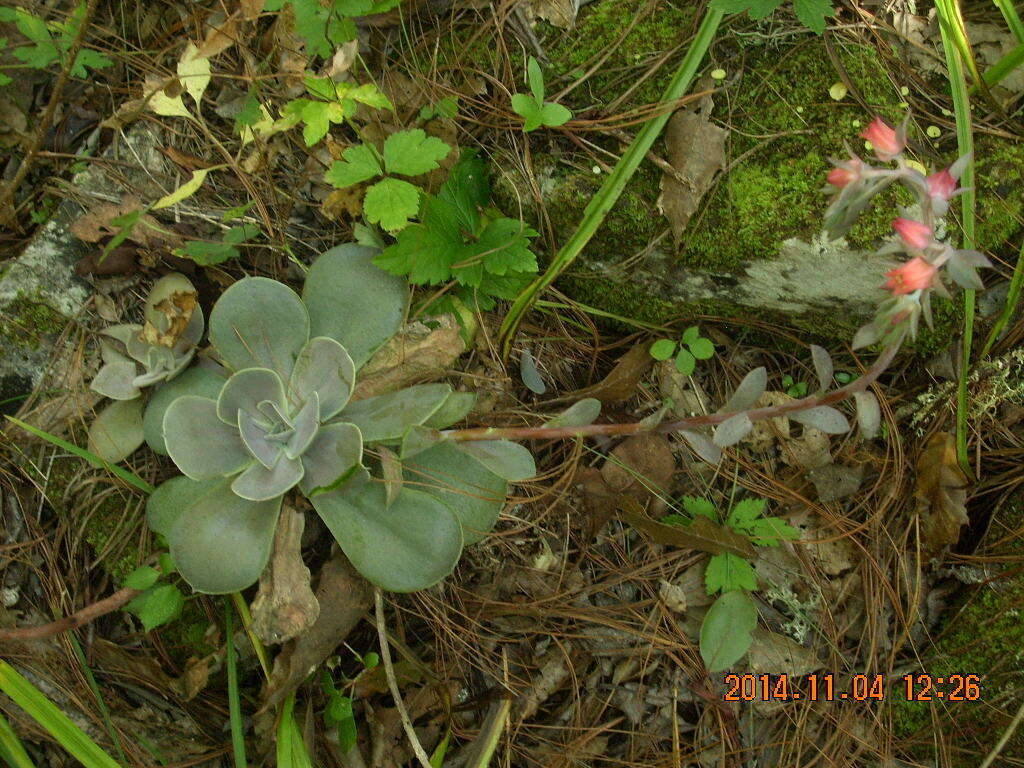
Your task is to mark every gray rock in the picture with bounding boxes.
[0,123,168,414]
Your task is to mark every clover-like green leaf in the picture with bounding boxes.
[310,481,462,592]
[209,276,309,379]
[303,244,408,369]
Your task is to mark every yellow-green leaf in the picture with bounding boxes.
[153,167,217,210]
[145,76,191,119]
[177,43,211,107]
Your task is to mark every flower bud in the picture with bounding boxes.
[860,118,904,161]
[925,168,958,215]
[892,218,933,251]
[827,158,863,189]
[883,257,937,295]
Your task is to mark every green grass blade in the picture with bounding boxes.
[0,710,36,768]
[276,694,313,768]
[936,0,978,474]
[0,660,123,768]
[981,238,1024,356]
[225,604,247,768]
[497,7,725,358]
[4,417,154,495]
[981,41,1024,88]
[993,0,1024,43]
[69,637,127,765]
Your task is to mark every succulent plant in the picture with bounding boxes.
[145,245,536,595]
[87,274,205,463]
[90,273,203,401]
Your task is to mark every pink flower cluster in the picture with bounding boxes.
[824,117,989,349]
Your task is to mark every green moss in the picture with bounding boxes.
[0,296,67,350]
[891,494,1024,764]
[975,135,1024,248]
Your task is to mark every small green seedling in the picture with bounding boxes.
[511,57,573,132]
[649,326,715,375]
[284,76,394,147]
[781,374,808,397]
[123,553,185,632]
[834,371,853,384]
[664,496,800,671]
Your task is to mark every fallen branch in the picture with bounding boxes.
[0,585,140,642]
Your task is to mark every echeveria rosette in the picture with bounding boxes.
[90,274,204,401]
[144,244,535,596]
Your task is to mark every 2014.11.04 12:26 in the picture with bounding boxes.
[722,673,983,702]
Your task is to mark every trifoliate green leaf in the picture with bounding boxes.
[363,177,421,231]
[674,348,696,375]
[689,337,715,360]
[382,129,451,176]
[324,144,382,188]
[704,552,758,594]
[649,339,677,360]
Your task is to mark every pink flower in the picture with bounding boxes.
[927,168,957,201]
[883,257,937,295]
[893,218,933,251]
[860,118,904,161]
[827,159,863,189]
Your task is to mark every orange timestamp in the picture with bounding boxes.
[723,673,982,702]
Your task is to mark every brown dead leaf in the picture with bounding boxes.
[195,11,240,59]
[70,198,183,249]
[251,506,320,645]
[322,187,363,221]
[352,315,465,400]
[140,291,197,348]
[262,549,372,711]
[915,432,969,557]
[568,341,653,403]
[658,95,727,244]
[616,498,757,559]
[746,629,822,676]
[241,0,263,20]
[601,434,675,503]
[525,0,579,28]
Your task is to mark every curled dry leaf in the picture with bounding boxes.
[601,434,676,502]
[562,341,653,403]
[351,315,465,400]
[658,95,727,244]
[914,432,969,557]
[250,506,320,645]
[140,291,198,348]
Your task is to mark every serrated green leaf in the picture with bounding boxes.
[324,143,382,188]
[477,217,538,274]
[704,552,758,594]
[793,0,833,33]
[726,497,766,528]
[363,177,421,231]
[382,129,451,176]
[374,223,455,284]
[70,48,112,78]
[746,517,801,546]
[123,565,160,591]
[126,584,184,631]
[680,495,717,520]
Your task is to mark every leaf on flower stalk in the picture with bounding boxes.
[424,391,476,429]
[544,398,601,428]
[853,391,881,439]
[944,251,986,290]
[713,413,753,448]
[788,405,849,434]
[720,367,767,413]
[339,383,451,443]
[456,440,536,482]
[379,447,403,509]
[810,345,833,393]
[679,429,722,465]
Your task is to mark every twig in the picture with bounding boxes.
[0,0,101,224]
[444,340,901,443]
[979,697,1024,768]
[0,584,140,642]
[373,588,434,768]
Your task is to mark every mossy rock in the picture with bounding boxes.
[490,2,1024,347]
[891,491,1024,765]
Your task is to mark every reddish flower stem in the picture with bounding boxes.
[443,339,903,443]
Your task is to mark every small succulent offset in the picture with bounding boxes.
[144,245,537,595]
[90,273,203,401]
